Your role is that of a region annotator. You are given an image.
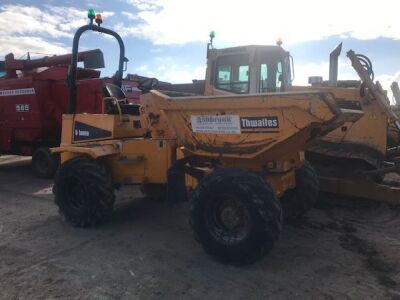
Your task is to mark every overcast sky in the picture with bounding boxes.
[1,0,400,101]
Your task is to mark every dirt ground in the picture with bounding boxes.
[1,155,400,300]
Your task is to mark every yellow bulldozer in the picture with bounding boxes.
[52,13,362,263]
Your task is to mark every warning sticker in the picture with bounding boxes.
[191,115,241,134]
[0,88,35,97]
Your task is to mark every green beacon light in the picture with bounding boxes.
[209,31,215,49]
[87,9,96,23]
[209,31,215,40]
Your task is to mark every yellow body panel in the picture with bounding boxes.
[142,90,361,163]
[59,113,149,146]
[53,113,174,185]
[105,139,176,184]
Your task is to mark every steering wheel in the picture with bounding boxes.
[138,77,159,93]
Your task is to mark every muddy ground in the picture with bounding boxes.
[0,155,400,299]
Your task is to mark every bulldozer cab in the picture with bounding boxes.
[204,45,292,96]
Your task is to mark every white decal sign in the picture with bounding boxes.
[16,104,30,112]
[0,88,35,97]
[191,115,241,134]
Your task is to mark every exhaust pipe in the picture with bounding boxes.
[329,42,342,87]
[391,82,400,106]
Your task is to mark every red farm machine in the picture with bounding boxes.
[0,49,141,178]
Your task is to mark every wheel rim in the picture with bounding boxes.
[205,194,252,245]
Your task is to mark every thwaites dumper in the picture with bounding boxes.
[52,13,362,264]
[0,42,141,178]
[183,35,400,205]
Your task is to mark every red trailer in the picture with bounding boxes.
[0,49,141,177]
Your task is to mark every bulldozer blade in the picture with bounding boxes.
[323,108,364,131]
[319,176,400,206]
[336,108,364,123]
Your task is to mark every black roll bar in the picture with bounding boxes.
[67,24,126,114]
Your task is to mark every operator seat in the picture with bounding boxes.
[103,83,140,115]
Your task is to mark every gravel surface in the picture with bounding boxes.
[1,155,400,299]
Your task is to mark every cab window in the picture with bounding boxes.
[260,64,268,93]
[215,54,249,94]
[276,61,282,90]
[258,60,284,93]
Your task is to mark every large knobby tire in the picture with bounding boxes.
[281,161,319,220]
[53,156,115,227]
[32,147,60,179]
[190,169,282,264]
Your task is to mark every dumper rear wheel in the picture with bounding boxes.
[281,161,319,220]
[190,169,282,264]
[53,156,115,227]
[32,147,59,179]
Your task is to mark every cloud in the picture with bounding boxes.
[133,58,205,83]
[0,5,84,38]
[122,0,400,45]
[113,22,140,37]
[376,72,400,104]
[125,0,162,11]
[0,36,67,57]
[293,58,359,86]
[294,59,398,104]
[137,65,148,72]
[122,11,139,20]
[157,65,205,83]
[0,4,115,57]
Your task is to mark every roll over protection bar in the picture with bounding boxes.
[67,23,127,114]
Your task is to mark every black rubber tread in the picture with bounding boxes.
[53,156,115,227]
[190,169,282,265]
[281,161,319,220]
[32,147,60,179]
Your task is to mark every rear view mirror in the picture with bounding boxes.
[123,57,129,72]
[82,49,105,69]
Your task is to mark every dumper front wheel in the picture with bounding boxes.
[190,169,282,264]
[281,161,319,220]
[53,156,115,227]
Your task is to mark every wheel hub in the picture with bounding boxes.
[206,195,252,245]
[220,206,242,230]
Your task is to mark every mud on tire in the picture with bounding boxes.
[281,161,319,220]
[190,169,282,264]
[53,156,115,227]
